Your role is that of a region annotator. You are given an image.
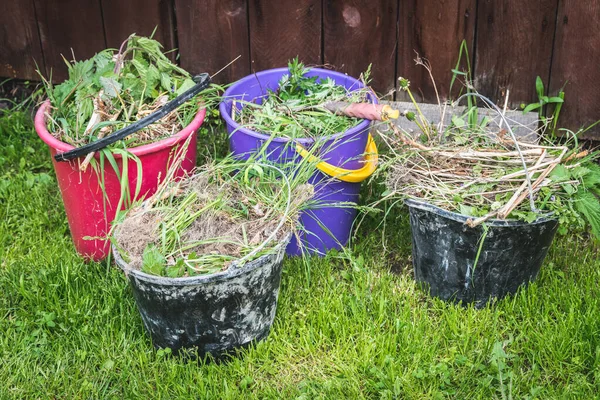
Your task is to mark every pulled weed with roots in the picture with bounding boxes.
[112,158,315,277]
[234,58,373,140]
[379,65,600,239]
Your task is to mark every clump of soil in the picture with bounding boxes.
[113,211,160,270]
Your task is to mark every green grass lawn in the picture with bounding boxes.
[1,107,600,399]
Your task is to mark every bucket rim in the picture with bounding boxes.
[218,67,377,146]
[112,234,291,286]
[405,198,557,227]
[34,100,206,160]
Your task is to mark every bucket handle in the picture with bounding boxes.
[294,134,378,183]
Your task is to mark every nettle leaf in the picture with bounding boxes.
[146,65,160,91]
[94,50,113,70]
[510,210,539,223]
[574,191,600,239]
[99,76,122,98]
[68,58,95,82]
[581,164,600,191]
[176,78,196,96]
[131,55,149,77]
[122,74,144,99]
[95,63,117,82]
[166,258,186,278]
[549,164,570,183]
[141,245,166,276]
[569,165,590,180]
[160,72,172,93]
[561,183,576,195]
[52,81,76,105]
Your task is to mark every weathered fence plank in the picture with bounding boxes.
[2,0,600,142]
[100,0,176,56]
[174,0,250,84]
[396,0,476,103]
[550,0,600,139]
[474,0,558,107]
[248,0,321,71]
[323,0,398,94]
[0,0,44,80]
[34,0,106,82]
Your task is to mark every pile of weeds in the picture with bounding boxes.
[234,59,372,140]
[39,34,221,151]
[380,56,600,239]
[112,158,315,277]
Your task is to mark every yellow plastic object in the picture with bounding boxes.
[381,105,400,120]
[295,134,378,183]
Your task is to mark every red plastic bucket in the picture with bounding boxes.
[35,100,206,261]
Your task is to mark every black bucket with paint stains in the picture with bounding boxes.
[406,199,558,307]
[113,236,289,357]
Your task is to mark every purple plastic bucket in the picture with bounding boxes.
[219,68,377,255]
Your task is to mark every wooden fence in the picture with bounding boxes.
[1,0,599,138]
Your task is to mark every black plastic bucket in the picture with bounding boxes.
[113,236,289,356]
[406,199,558,307]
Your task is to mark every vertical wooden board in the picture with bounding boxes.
[0,0,44,80]
[474,0,557,107]
[323,0,398,94]
[550,0,600,139]
[175,0,250,84]
[34,0,106,82]
[396,0,476,103]
[100,0,175,54]
[248,0,321,71]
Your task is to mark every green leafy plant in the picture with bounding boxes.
[449,40,485,131]
[141,244,166,275]
[235,58,372,140]
[521,76,565,139]
[38,34,221,151]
